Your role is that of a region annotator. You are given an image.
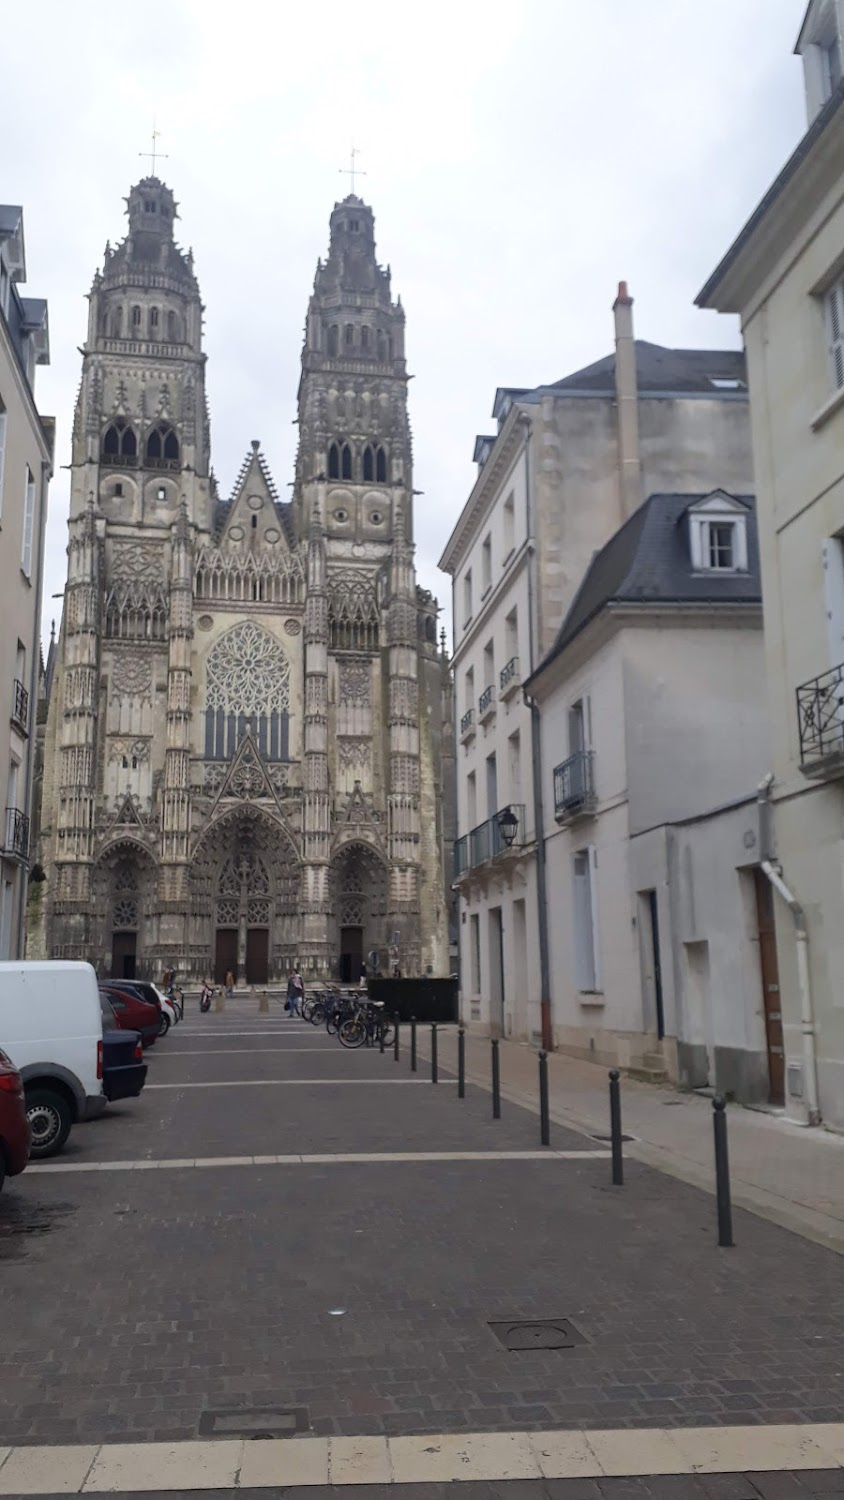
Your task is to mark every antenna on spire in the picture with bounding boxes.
[339,144,366,196]
[139,121,168,175]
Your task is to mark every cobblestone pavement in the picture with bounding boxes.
[1,1003,843,1478]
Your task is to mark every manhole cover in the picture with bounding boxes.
[488,1319,586,1351]
[199,1407,308,1438]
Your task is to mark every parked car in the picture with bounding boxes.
[0,1047,31,1191]
[0,960,105,1159]
[98,984,160,1049]
[112,980,178,1034]
[99,997,148,1102]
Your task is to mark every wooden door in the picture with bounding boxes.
[246,928,269,985]
[112,932,136,979]
[215,929,238,985]
[340,926,363,983]
[753,868,784,1106]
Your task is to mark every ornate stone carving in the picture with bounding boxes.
[284,618,301,635]
[338,659,371,706]
[112,896,138,929]
[206,621,290,715]
[338,738,370,770]
[111,543,163,581]
[203,763,226,795]
[111,651,153,702]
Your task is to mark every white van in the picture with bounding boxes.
[0,960,105,1158]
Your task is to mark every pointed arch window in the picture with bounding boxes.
[341,443,353,480]
[361,325,370,350]
[149,307,159,330]
[363,445,374,482]
[132,305,142,327]
[146,423,180,469]
[111,306,123,337]
[102,418,138,466]
[327,324,339,356]
[167,309,180,340]
[328,442,340,479]
[345,324,354,347]
[376,445,387,483]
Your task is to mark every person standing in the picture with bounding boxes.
[224,969,234,998]
[288,967,304,1017]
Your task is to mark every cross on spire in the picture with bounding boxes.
[339,145,366,196]
[139,122,168,176]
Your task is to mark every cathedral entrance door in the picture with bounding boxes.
[246,928,269,985]
[340,926,364,984]
[112,931,137,979]
[215,929,238,985]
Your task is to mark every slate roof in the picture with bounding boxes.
[0,205,22,235]
[213,443,297,548]
[527,491,761,683]
[547,341,747,395]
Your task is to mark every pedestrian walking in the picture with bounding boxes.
[199,979,213,1013]
[287,967,304,1017]
[224,969,234,998]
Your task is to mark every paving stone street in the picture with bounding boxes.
[1,1000,844,1496]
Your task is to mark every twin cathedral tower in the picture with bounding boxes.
[39,176,455,983]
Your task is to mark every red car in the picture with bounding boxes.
[0,1047,31,1192]
[99,984,159,1049]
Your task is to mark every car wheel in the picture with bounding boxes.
[159,1012,171,1036]
[0,1152,6,1194]
[25,1089,72,1159]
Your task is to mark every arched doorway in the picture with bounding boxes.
[329,842,389,982]
[93,844,157,978]
[190,810,300,984]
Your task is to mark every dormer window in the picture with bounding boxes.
[688,492,749,573]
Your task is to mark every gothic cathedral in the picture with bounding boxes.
[39,177,455,984]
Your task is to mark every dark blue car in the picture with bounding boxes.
[98,996,147,1102]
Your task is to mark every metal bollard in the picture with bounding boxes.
[609,1070,624,1186]
[431,1024,438,1083]
[713,1096,734,1247]
[539,1050,550,1147]
[410,1016,417,1072]
[491,1037,501,1119]
[458,1027,466,1099]
[393,1012,400,1062]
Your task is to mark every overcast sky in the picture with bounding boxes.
[3,0,807,651]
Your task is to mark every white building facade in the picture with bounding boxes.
[0,206,52,960]
[698,0,844,1125]
[440,288,756,1047]
[526,492,779,1102]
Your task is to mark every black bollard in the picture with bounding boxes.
[491,1037,501,1120]
[713,1096,734,1248]
[431,1023,438,1083]
[609,1070,624,1186]
[539,1050,550,1147]
[393,1012,400,1062]
[410,1016,417,1072]
[458,1027,466,1099]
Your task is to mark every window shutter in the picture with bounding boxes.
[573,850,597,991]
[827,281,844,391]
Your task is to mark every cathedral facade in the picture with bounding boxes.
[39,177,454,984]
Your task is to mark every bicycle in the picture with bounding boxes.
[338,1000,394,1050]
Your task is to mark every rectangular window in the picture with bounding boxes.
[21,467,36,577]
[486,751,498,819]
[708,522,735,569]
[466,770,477,827]
[826,279,844,391]
[690,513,747,572]
[569,698,588,755]
[464,665,474,712]
[0,400,6,520]
[503,491,515,559]
[483,638,495,691]
[573,847,600,992]
[469,913,481,993]
[508,730,522,802]
[505,606,518,661]
[481,533,492,596]
[463,569,473,625]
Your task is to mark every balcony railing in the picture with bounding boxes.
[101,452,138,468]
[460,708,475,741]
[146,456,181,472]
[499,655,520,700]
[797,663,844,774]
[11,679,29,734]
[478,683,496,722]
[4,807,30,861]
[453,803,526,877]
[554,750,596,821]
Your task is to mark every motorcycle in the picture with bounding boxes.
[199,984,213,1013]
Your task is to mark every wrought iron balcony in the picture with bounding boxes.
[4,807,30,861]
[797,664,844,776]
[478,683,496,723]
[11,679,29,734]
[554,750,596,821]
[453,803,526,878]
[499,655,520,701]
[459,707,475,743]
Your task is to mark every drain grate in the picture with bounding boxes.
[488,1318,587,1351]
[199,1407,308,1439]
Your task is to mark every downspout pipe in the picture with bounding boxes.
[519,411,553,1052]
[16,457,50,959]
[756,772,820,1126]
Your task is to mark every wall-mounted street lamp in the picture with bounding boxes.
[497,805,519,849]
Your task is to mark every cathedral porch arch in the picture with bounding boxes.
[92,838,159,980]
[189,806,302,985]
[328,839,389,983]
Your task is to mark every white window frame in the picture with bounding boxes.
[21,467,36,578]
[573,846,601,993]
[463,568,473,626]
[0,401,6,521]
[825,277,844,392]
[481,533,492,597]
[469,912,481,993]
[503,491,515,561]
[689,512,748,573]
